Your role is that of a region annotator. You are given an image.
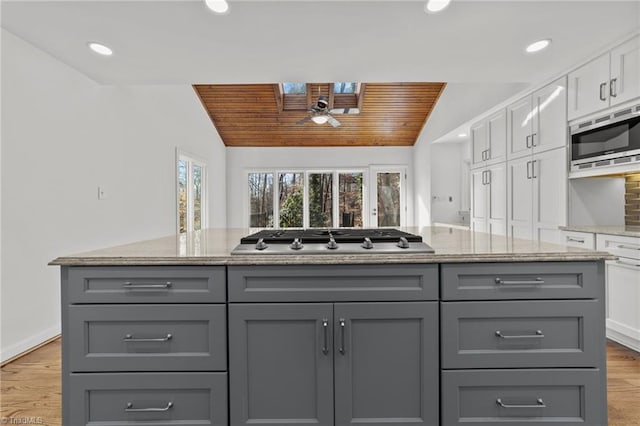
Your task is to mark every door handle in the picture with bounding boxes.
[485,148,490,160]
[531,132,537,147]
[566,237,585,244]
[321,319,329,355]
[123,333,172,342]
[526,161,532,179]
[496,398,546,409]
[339,318,346,355]
[610,78,617,97]
[123,282,172,289]
[485,169,491,185]
[482,170,487,185]
[125,402,174,412]
[599,82,607,101]
[526,135,531,149]
[495,277,544,286]
[495,330,544,339]
[531,160,538,179]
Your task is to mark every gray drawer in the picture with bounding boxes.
[441,262,602,300]
[68,305,226,372]
[441,300,604,368]
[65,266,225,303]
[228,264,438,302]
[69,372,227,426]
[442,369,604,425]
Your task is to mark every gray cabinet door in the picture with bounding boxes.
[334,302,439,426]
[229,304,334,426]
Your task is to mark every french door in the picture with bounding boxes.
[369,167,407,227]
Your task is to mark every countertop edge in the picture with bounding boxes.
[49,252,617,266]
[560,226,640,238]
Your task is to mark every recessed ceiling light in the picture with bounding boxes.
[458,133,467,138]
[205,0,229,14]
[88,42,113,56]
[425,0,451,14]
[525,39,552,54]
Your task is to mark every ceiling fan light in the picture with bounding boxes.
[425,0,451,14]
[311,115,329,125]
[205,0,229,14]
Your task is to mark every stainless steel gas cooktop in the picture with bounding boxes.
[231,228,435,255]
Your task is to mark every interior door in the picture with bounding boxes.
[228,304,334,426]
[370,167,406,227]
[334,302,439,426]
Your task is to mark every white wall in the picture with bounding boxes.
[431,143,466,224]
[226,146,414,228]
[0,30,226,362]
[568,177,626,226]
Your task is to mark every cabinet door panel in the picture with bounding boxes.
[487,110,507,164]
[229,304,334,426]
[610,35,640,106]
[568,53,610,120]
[533,77,568,154]
[507,97,533,160]
[507,157,533,241]
[471,169,487,231]
[533,148,567,243]
[605,260,640,352]
[471,121,487,167]
[488,163,506,236]
[334,302,439,426]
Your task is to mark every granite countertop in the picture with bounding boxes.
[560,225,640,238]
[49,227,615,266]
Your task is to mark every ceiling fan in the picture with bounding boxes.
[296,96,360,127]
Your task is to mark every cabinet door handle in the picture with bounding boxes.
[321,319,329,355]
[526,134,531,149]
[531,132,537,147]
[531,159,538,179]
[125,402,174,412]
[495,277,544,286]
[486,169,491,185]
[123,282,172,289]
[496,398,546,409]
[124,333,172,342]
[599,82,607,101]
[339,319,346,355]
[526,161,532,179]
[566,237,585,244]
[485,148,490,160]
[610,78,618,97]
[495,330,544,339]
[617,244,640,251]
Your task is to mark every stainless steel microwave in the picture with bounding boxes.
[570,103,640,174]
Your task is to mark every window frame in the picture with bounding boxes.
[176,149,208,234]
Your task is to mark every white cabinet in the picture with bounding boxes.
[507,147,567,244]
[470,109,506,169]
[470,163,506,236]
[560,230,596,250]
[507,77,568,161]
[568,35,640,121]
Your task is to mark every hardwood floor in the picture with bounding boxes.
[1,338,639,425]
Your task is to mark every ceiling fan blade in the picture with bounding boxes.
[296,116,312,125]
[329,107,360,115]
[327,115,341,127]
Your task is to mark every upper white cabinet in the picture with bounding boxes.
[507,77,568,161]
[470,109,506,169]
[568,35,640,121]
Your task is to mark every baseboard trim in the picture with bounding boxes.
[1,326,61,366]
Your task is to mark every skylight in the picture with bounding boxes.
[282,83,307,94]
[334,82,357,94]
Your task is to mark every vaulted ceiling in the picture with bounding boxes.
[193,83,446,147]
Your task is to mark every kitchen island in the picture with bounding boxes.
[51,227,614,426]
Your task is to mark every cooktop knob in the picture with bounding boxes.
[397,237,410,249]
[290,238,303,250]
[327,237,338,250]
[255,238,268,250]
[361,237,374,249]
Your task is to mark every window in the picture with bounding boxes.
[247,170,365,228]
[334,82,357,94]
[177,152,207,233]
[282,82,307,94]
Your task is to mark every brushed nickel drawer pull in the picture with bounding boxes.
[125,401,174,412]
[321,319,329,355]
[495,277,544,285]
[339,319,346,355]
[566,237,585,243]
[124,333,173,342]
[123,282,172,289]
[617,244,640,250]
[496,398,546,409]
[495,330,544,339]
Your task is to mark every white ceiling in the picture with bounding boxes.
[2,0,639,85]
[1,0,639,144]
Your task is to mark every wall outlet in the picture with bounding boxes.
[98,186,107,200]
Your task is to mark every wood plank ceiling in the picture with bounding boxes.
[193,82,446,147]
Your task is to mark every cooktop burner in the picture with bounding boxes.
[232,228,434,255]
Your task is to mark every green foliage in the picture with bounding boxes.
[279,188,303,227]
